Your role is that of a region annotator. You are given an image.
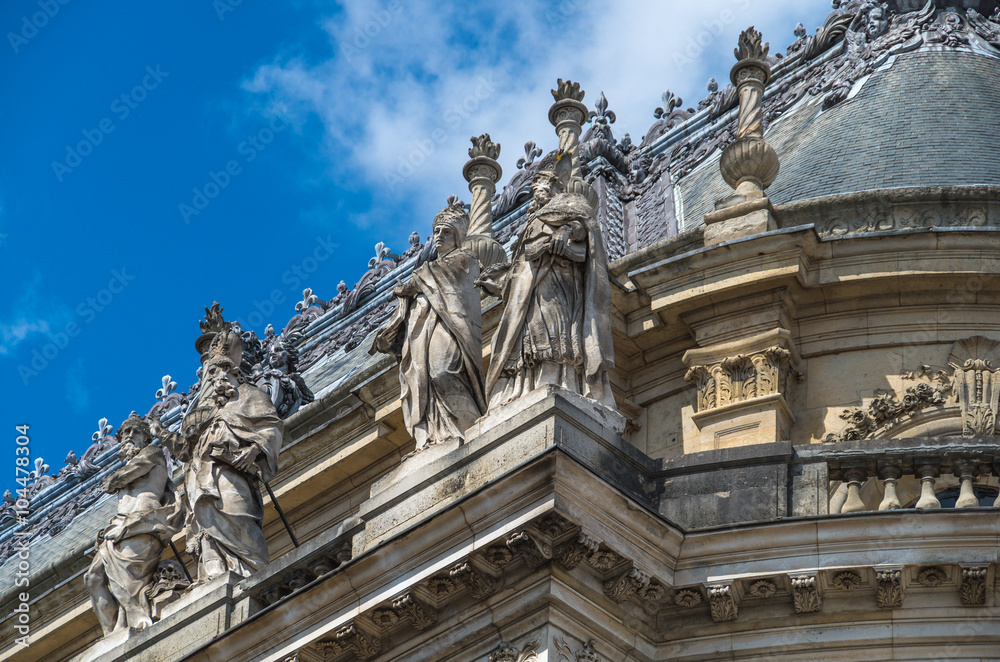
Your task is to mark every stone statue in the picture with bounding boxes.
[152,317,283,581]
[479,161,616,410]
[374,202,487,452]
[85,413,182,635]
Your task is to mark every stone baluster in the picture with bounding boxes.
[877,460,902,510]
[994,457,1000,507]
[952,458,980,508]
[462,134,507,267]
[841,463,868,513]
[914,459,942,510]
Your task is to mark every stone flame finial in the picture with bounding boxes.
[468,133,501,161]
[734,26,769,62]
[461,134,506,267]
[718,26,779,204]
[551,78,584,102]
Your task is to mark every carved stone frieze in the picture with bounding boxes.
[875,568,903,608]
[685,346,793,412]
[603,566,649,603]
[707,584,739,623]
[826,336,1000,441]
[790,574,822,614]
[960,566,988,606]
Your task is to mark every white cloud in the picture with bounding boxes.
[244,0,833,236]
[0,270,73,356]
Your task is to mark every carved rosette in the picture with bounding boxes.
[673,588,704,608]
[831,571,863,591]
[707,584,739,622]
[790,574,822,614]
[960,566,988,606]
[875,568,903,609]
[916,567,947,588]
[746,579,777,598]
[685,346,793,412]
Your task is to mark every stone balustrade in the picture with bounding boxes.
[812,437,1000,514]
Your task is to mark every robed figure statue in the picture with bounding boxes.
[479,164,616,410]
[374,202,487,452]
[85,413,182,635]
[153,323,283,581]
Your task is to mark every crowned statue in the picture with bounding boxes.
[152,305,283,581]
[374,202,488,452]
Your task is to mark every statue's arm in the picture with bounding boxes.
[551,221,587,262]
[103,451,162,493]
[475,262,509,298]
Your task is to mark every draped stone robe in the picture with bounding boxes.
[486,191,616,410]
[86,445,181,635]
[183,383,282,580]
[376,246,487,451]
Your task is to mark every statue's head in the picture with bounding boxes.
[432,203,469,254]
[118,412,152,461]
[530,170,565,211]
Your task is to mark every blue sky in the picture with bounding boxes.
[1,0,831,494]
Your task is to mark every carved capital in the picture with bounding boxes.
[789,574,822,614]
[875,567,903,609]
[334,622,382,661]
[555,532,600,570]
[392,593,438,630]
[686,344,795,412]
[507,530,550,568]
[603,566,649,603]
[707,583,739,622]
[450,561,499,600]
[960,566,988,606]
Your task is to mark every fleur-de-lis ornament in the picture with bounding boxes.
[156,375,177,400]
